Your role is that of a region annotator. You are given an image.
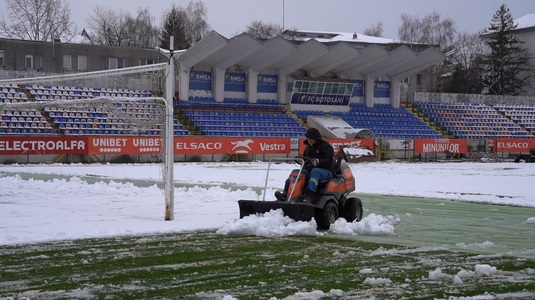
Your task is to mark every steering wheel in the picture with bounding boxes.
[294,155,313,166]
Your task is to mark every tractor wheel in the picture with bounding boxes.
[343,197,363,222]
[315,201,338,230]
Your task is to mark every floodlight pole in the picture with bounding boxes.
[160,36,175,221]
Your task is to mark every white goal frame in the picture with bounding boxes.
[0,53,176,221]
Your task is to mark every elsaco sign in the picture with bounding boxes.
[174,137,289,154]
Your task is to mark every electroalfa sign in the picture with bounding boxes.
[0,136,87,155]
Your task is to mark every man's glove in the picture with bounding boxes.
[311,159,319,166]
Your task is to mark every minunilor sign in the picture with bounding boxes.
[414,139,468,154]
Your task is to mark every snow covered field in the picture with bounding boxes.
[1,161,534,246]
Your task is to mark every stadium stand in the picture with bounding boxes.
[4,82,535,140]
[414,101,534,139]
[295,103,443,139]
[178,99,305,137]
[493,104,535,134]
[0,83,190,136]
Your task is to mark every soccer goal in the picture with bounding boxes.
[0,62,176,220]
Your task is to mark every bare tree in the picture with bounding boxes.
[444,32,485,93]
[124,8,160,48]
[87,5,129,46]
[398,12,457,92]
[87,6,159,48]
[160,1,211,49]
[398,12,456,50]
[184,1,210,45]
[245,20,283,40]
[364,21,384,37]
[0,0,75,41]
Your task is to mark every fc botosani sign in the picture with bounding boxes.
[0,136,290,155]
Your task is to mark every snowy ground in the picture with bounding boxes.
[1,161,534,246]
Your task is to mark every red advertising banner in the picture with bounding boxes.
[0,136,295,156]
[491,138,535,153]
[88,136,162,155]
[0,136,88,155]
[174,137,291,155]
[298,138,375,155]
[414,139,468,154]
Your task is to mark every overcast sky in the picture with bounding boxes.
[1,0,535,39]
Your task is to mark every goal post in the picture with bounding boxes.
[0,95,176,219]
[0,57,176,221]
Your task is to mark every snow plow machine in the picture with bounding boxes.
[238,154,363,230]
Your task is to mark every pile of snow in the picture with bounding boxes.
[343,146,374,157]
[428,264,499,285]
[216,210,398,237]
[363,277,393,285]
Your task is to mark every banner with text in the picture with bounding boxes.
[189,70,212,91]
[175,137,290,155]
[88,136,162,155]
[0,136,88,155]
[224,72,246,92]
[414,139,468,154]
[290,93,350,106]
[491,138,535,153]
[1,136,382,156]
[349,79,364,97]
[298,138,375,155]
[373,81,390,98]
[257,74,278,93]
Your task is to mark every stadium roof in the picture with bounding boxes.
[283,29,402,45]
[176,30,445,80]
[514,13,535,31]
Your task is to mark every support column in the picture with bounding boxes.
[390,79,401,108]
[178,65,190,101]
[213,67,225,103]
[246,69,258,103]
[364,75,374,108]
[277,71,287,104]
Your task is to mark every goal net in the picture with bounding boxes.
[0,63,176,220]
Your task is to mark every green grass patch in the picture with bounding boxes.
[1,231,534,299]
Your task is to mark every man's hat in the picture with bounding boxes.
[305,127,322,140]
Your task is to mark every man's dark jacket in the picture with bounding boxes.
[302,139,334,172]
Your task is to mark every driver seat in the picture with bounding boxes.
[316,154,343,191]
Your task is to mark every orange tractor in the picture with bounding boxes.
[238,154,363,230]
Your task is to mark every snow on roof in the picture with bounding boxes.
[289,29,400,44]
[515,13,535,30]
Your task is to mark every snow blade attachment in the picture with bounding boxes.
[238,200,315,222]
